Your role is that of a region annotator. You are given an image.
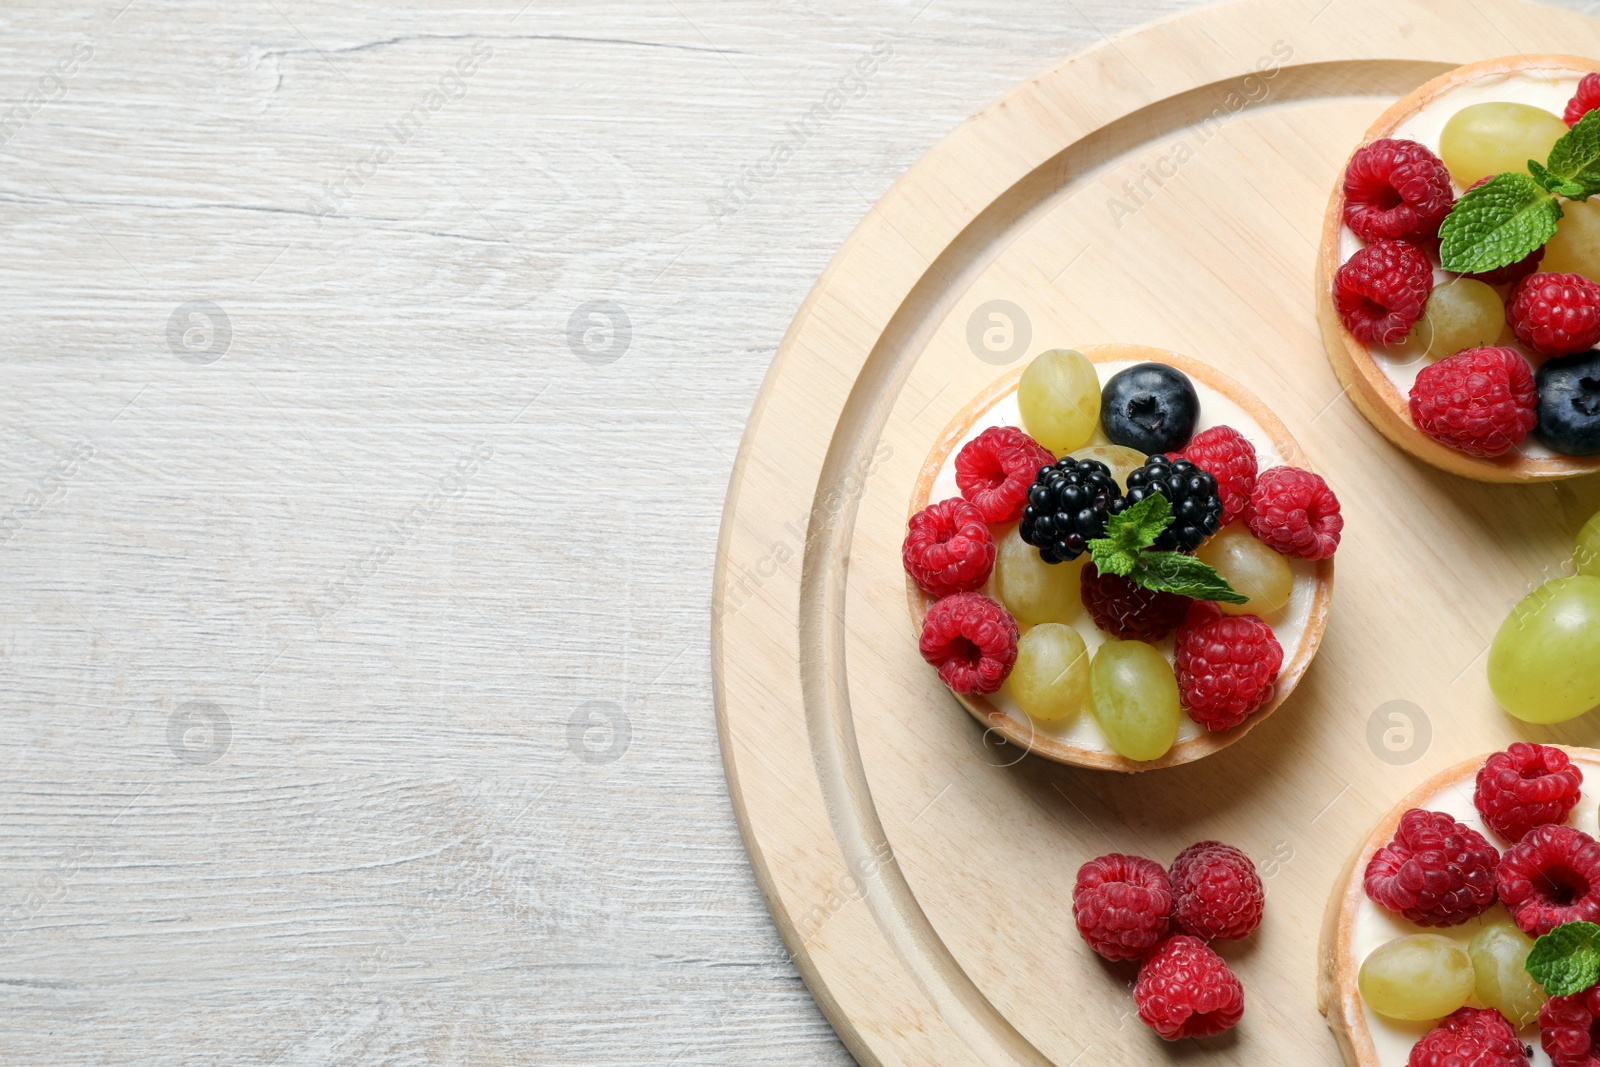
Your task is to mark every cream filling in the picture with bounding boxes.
[1337,69,1590,462]
[1348,753,1600,1066]
[927,360,1320,755]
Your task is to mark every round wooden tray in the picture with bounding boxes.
[713,1,1600,1064]
[1317,55,1600,484]
[1319,746,1600,1067]
[906,344,1335,772]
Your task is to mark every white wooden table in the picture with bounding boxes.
[0,1,1592,1063]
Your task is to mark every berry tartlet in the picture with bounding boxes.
[906,343,1337,772]
[1320,55,1600,482]
[1321,744,1600,1067]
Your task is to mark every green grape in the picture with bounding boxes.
[1469,921,1546,1028]
[1357,934,1475,1021]
[1089,640,1180,761]
[1488,576,1600,724]
[1196,523,1294,617]
[1439,102,1569,187]
[1541,197,1600,282]
[1019,349,1100,454]
[994,525,1084,624]
[1005,623,1090,722]
[1576,510,1600,578]
[1069,444,1146,493]
[1410,278,1505,361]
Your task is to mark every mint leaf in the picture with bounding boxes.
[1547,107,1600,199]
[1439,172,1562,273]
[1527,921,1600,996]
[1529,159,1588,199]
[1129,551,1250,604]
[1087,494,1171,578]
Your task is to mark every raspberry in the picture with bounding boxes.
[1541,985,1600,1067]
[918,592,1018,696]
[1342,138,1456,244]
[1364,809,1500,927]
[1080,561,1191,642]
[1169,841,1264,941]
[1334,237,1434,346]
[1567,72,1600,127]
[1134,935,1245,1040]
[1408,346,1538,458]
[1174,604,1283,732]
[1508,272,1600,358]
[1464,177,1545,285]
[1410,1008,1529,1067]
[1244,466,1342,560]
[1497,823,1600,936]
[1475,743,1584,844]
[1171,425,1257,525]
[955,426,1055,524]
[902,498,996,598]
[1073,853,1172,961]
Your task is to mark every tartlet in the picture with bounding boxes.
[1319,745,1600,1066]
[907,343,1335,772]
[1318,55,1600,482]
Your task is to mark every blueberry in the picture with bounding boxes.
[1535,349,1600,456]
[1099,363,1200,454]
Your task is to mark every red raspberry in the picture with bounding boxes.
[902,498,995,598]
[1334,237,1434,346]
[1497,823,1600,936]
[1172,426,1256,525]
[1508,272,1600,357]
[1173,604,1283,732]
[1409,346,1538,458]
[1073,853,1172,961]
[918,592,1017,695]
[1475,743,1584,844]
[1079,561,1191,641]
[954,426,1055,524]
[1542,984,1600,1067]
[1244,466,1342,560]
[1410,1008,1528,1067]
[1169,841,1264,941]
[1567,72,1600,127]
[1134,935,1245,1040]
[1342,138,1456,244]
[1464,177,1545,285]
[1364,809,1500,926]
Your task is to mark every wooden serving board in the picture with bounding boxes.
[712,1,1600,1064]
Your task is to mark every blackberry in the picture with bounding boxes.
[1114,455,1223,553]
[1019,457,1122,564]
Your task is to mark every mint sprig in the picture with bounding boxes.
[1545,107,1600,199]
[1439,172,1562,274]
[1086,493,1249,605]
[1437,109,1600,273]
[1526,921,1600,996]
[1086,494,1168,576]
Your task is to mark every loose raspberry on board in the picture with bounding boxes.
[1134,935,1245,1040]
[1072,853,1172,962]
